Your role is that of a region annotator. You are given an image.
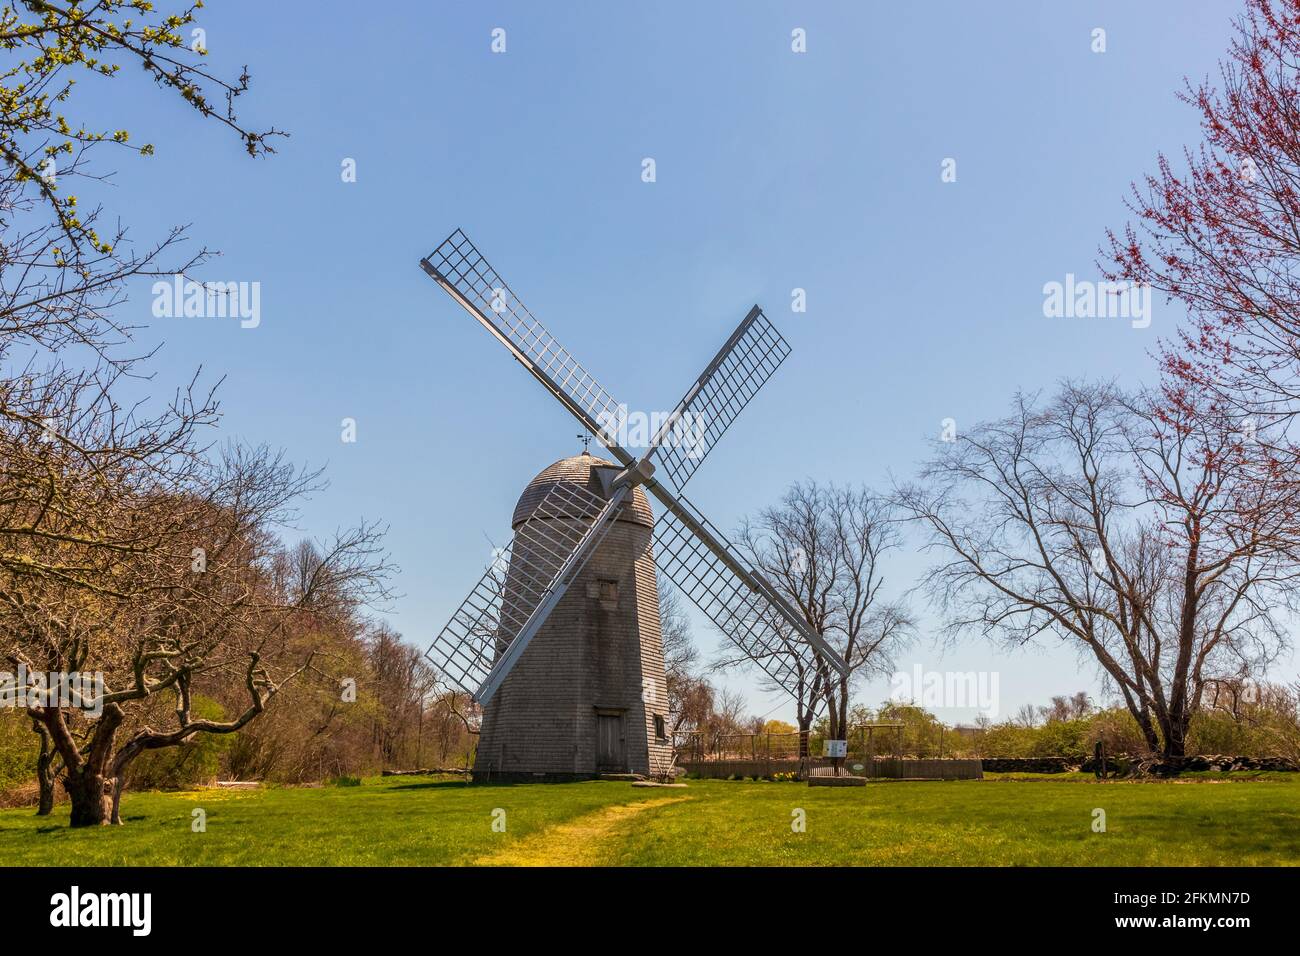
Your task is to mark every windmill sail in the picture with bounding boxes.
[650,489,841,705]
[425,479,626,701]
[420,230,634,464]
[649,306,792,491]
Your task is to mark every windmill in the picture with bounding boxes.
[421,229,848,778]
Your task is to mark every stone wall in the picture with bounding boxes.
[1118,754,1297,775]
[981,755,1298,774]
[980,758,1074,774]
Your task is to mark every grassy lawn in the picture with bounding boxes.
[0,774,1296,866]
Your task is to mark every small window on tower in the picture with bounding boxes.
[653,714,667,740]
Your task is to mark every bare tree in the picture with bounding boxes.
[366,622,440,768]
[714,687,751,738]
[656,573,704,735]
[732,481,913,744]
[897,382,1300,760]
[1013,704,1040,729]
[1041,692,1092,723]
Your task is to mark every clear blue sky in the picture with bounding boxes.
[62,0,1296,724]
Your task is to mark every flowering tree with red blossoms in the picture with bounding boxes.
[1106,0,1300,419]
[1105,0,1300,549]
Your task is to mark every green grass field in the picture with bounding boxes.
[1,773,1296,866]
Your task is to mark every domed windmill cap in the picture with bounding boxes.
[512,453,654,529]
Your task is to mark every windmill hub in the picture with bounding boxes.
[598,456,656,496]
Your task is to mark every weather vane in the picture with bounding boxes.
[577,430,591,452]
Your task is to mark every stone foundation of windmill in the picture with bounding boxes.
[473,453,673,782]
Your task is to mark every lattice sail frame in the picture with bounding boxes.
[654,501,830,712]
[425,479,611,698]
[424,229,624,433]
[654,307,792,492]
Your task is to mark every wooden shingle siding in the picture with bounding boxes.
[474,454,670,781]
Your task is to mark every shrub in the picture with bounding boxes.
[1029,718,1091,761]
[0,711,38,795]
[1187,710,1255,755]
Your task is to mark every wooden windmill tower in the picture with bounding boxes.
[420,229,847,781]
[475,451,669,780]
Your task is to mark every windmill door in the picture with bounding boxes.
[596,711,626,772]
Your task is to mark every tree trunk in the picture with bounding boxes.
[1117,689,1163,755]
[834,678,850,742]
[37,774,56,816]
[1139,715,1162,754]
[63,767,114,827]
[45,701,125,826]
[33,721,57,816]
[1162,713,1189,760]
[109,774,126,826]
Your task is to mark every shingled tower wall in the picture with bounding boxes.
[473,452,673,781]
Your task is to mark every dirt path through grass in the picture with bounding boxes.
[475,795,692,866]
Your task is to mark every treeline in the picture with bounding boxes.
[801,684,1300,762]
[0,621,475,804]
[220,625,475,784]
